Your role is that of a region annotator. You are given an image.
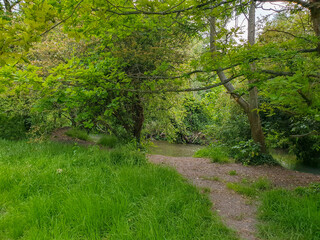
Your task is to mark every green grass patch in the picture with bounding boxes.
[194,145,230,163]
[0,139,238,240]
[258,184,320,240]
[65,128,90,141]
[97,135,119,148]
[227,177,272,198]
[229,170,237,176]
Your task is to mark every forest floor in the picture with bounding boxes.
[148,155,320,240]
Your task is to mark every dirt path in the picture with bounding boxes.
[148,155,320,240]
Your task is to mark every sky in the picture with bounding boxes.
[227,2,287,42]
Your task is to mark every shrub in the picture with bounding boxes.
[194,144,230,163]
[231,140,278,166]
[292,136,320,167]
[97,135,119,148]
[65,128,90,141]
[0,114,27,140]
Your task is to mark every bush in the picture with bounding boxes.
[231,140,278,166]
[0,114,27,140]
[194,144,230,163]
[98,135,119,148]
[65,128,90,141]
[292,136,320,167]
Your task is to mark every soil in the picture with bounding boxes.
[148,155,320,240]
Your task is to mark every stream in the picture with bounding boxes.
[149,140,204,157]
[149,141,320,175]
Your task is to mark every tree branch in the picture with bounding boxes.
[263,29,312,42]
[256,0,310,8]
[40,0,84,37]
[100,0,234,16]
[297,89,312,106]
[109,74,242,94]
[290,130,319,138]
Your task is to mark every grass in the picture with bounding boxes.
[258,184,320,240]
[227,177,272,198]
[0,139,238,240]
[226,174,320,239]
[65,128,90,141]
[229,170,237,176]
[97,135,119,148]
[194,145,230,163]
[270,149,298,169]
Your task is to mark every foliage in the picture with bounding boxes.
[231,140,278,166]
[146,96,212,144]
[109,147,146,166]
[97,135,119,148]
[262,109,320,166]
[227,177,272,198]
[0,0,57,65]
[202,89,251,146]
[194,144,230,163]
[0,114,27,140]
[65,128,90,141]
[258,184,320,240]
[1,0,319,167]
[293,135,320,167]
[0,140,238,240]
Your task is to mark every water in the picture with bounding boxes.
[271,149,320,175]
[148,140,204,157]
[149,142,320,175]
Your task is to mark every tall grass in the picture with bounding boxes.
[97,135,119,148]
[65,128,90,141]
[0,139,237,240]
[194,145,231,163]
[258,186,320,240]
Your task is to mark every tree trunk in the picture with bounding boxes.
[209,2,267,153]
[132,95,144,143]
[247,0,267,153]
[310,0,320,54]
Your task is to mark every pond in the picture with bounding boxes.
[148,140,204,157]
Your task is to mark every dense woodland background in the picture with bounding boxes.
[0,0,319,166]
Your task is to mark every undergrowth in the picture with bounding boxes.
[97,135,119,148]
[65,128,90,141]
[0,139,237,240]
[194,144,230,163]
